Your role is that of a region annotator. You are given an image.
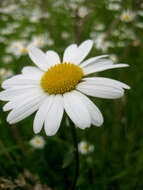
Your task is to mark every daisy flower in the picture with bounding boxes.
[0,68,14,82]
[30,35,47,48]
[120,10,135,22]
[7,40,28,56]
[29,135,45,149]
[107,3,120,11]
[77,6,89,18]
[78,141,94,155]
[0,40,130,136]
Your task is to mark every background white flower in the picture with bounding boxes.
[29,136,45,149]
[120,10,135,22]
[78,6,89,18]
[0,68,14,82]
[78,141,94,155]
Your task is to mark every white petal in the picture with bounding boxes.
[2,88,46,111]
[27,45,50,71]
[23,73,43,80]
[33,95,54,134]
[63,44,78,63]
[83,63,129,75]
[44,95,64,136]
[77,82,124,99]
[73,91,103,126]
[73,40,93,65]
[46,50,60,68]
[80,55,109,68]
[2,74,40,89]
[63,91,91,129]
[22,66,44,75]
[3,102,13,111]
[7,93,47,124]
[0,86,43,101]
[83,77,130,89]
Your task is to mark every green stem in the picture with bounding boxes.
[70,123,79,190]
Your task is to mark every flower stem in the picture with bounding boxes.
[70,123,79,190]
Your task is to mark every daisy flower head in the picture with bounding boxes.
[30,35,47,48]
[120,10,135,22]
[6,40,28,56]
[0,68,14,82]
[0,40,130,136]
[29,135,45,149]
[107,3,120,11]
[78,141,94,155]
[77,6,89,18]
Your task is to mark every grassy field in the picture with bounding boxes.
[0,0,143,189]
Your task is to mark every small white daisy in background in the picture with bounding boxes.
[30,35,47,48]
[110,54,118,62]
[137,10,143,17]
[61,32,70,39]
[69,2,78,11]
[0,4,18,14]
[29,136,45,149]
[0,68,14,82]
[42,12,50,19]
[29,9,50,23]
[120,10,135,22]
[1,27,14,35]
[135,22,143,29]
[47,38,54,46]
[77,6,89,18]
[29,9,42,23]
[6,40,28,56]
[106,3,120,11]
[94,34,113,52]
[94,24,105,31]
[0,39,130,136]
[2,55,13,63]
[78,141,94,155]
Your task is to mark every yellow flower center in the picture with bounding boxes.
[83,145,89,151]
[1,70,7,76]
[36,40,41,46]
[35,139,41,144]
[21,48,28,54]
[123,14,130,20]
[40,62,84,94]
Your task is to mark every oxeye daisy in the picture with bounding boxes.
[120,10,135,22]
[29,135,45,149]
[0,40,130,136]
[78,141,94,155]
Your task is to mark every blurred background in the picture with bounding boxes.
[0,0,143,189]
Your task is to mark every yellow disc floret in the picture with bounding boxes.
[35,139,41,144]
[123,14,130,20]
[40,62,84,94]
